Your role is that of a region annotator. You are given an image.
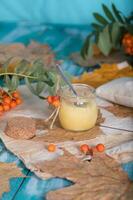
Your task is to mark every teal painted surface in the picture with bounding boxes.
[1,175,29,200]
[122,162,133,181]
[0,0,132,24]
[13,172,73,200]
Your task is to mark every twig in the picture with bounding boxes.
[45,108,57,122]
[0,72,38,80]
[50,106,60,129]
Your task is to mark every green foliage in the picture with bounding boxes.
[81,3,133,58]
[0,59,59,98]
[93,13,108,25]
[98,26,112,56]
[81,33,94,58]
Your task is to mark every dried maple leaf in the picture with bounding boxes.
[72,64,133,88]
[34,150,133,200]
[0,162,23,198]
[0,41,56,73]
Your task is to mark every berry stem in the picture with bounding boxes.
[45,108,57,122]
[50,106,60,129]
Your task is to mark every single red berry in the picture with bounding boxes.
[96,144,105,152]
[80,144,90,154]
[47,96,53,104]
[52,99,60,107]
[47,144,56,152]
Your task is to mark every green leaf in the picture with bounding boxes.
[26,59,44,76]
[25,77,38,96]
[93,13,108,25]
[81,34,93,58]
[15,60,29,74]
[11,76,19,91]
[26,65,38,76]
[47,85,55,96]
[48,71,58,86]
[112,3,124,23]
[102,4,115,22]
[92,23,103,31]
[126,24,133,34]
[41,71,54,86]
[81,35,90,58]
[98,26,112,56]
[5,75,12,90]
[87,41,93,58]
[111,22,121,47]
[32,60,45,77]
[32,59,45,72]
[95,31,99,43]
[36,81,45,95]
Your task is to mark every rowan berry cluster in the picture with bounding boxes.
[122,33,133,55]
[0,89,22,116]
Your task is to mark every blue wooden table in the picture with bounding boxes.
[0,22,133,200]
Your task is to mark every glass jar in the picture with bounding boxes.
[58,84,98,131]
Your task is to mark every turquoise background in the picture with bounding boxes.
[0,0,132,24]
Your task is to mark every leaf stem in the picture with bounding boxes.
[0,72,38,80]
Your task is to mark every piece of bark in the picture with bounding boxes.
[0,162,23,198]
[33,150,133,200]
[5,117,36,139]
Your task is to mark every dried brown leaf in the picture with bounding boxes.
[0,162,23,197]
[34,150,133,200]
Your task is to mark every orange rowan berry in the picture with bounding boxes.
[12,91,20,98]
[126,39,132,47]
[47,144,56,152]
[96,144,105,152]
[0,105,4,112]
[3,103,10,111]
[52,99,60,107]
[52,96,60,101]
[3,96,11,104]
[80,144,90,154]
[10,101,17,108]
[16,98,22,105]
[124,33,131,39]
[47,96,53,104]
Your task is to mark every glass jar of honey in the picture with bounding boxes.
[58,84,98,131]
